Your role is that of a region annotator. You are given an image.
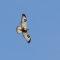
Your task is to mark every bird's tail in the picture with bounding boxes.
[16,26,22,34]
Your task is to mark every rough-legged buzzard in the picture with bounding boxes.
[16,14,31,43]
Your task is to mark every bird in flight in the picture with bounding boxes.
[16,14,31,43]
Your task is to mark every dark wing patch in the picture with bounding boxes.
[24,19,27,22]
[21,14,27,28]
[22,14,26,17]
[22,31,31,43]
[27,35,30,38]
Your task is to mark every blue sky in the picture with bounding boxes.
[0,0,60,60]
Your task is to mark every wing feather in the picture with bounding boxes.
[21,14,27,28]
[22,31,31,43]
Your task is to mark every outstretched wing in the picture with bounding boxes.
[21,14,27,28]
[22,31,31,43]
[16,26,22,34]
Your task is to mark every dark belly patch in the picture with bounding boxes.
[22,28,27,32]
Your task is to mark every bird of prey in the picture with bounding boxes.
[16,14,31,43]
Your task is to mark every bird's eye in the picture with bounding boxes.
[27,35,30,38]
[24,19,27,22]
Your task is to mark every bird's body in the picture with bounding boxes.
[21,28,27,32]
[16,14,31,43]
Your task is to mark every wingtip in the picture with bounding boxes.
[22,14,26,17]
[27,39,31,43]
